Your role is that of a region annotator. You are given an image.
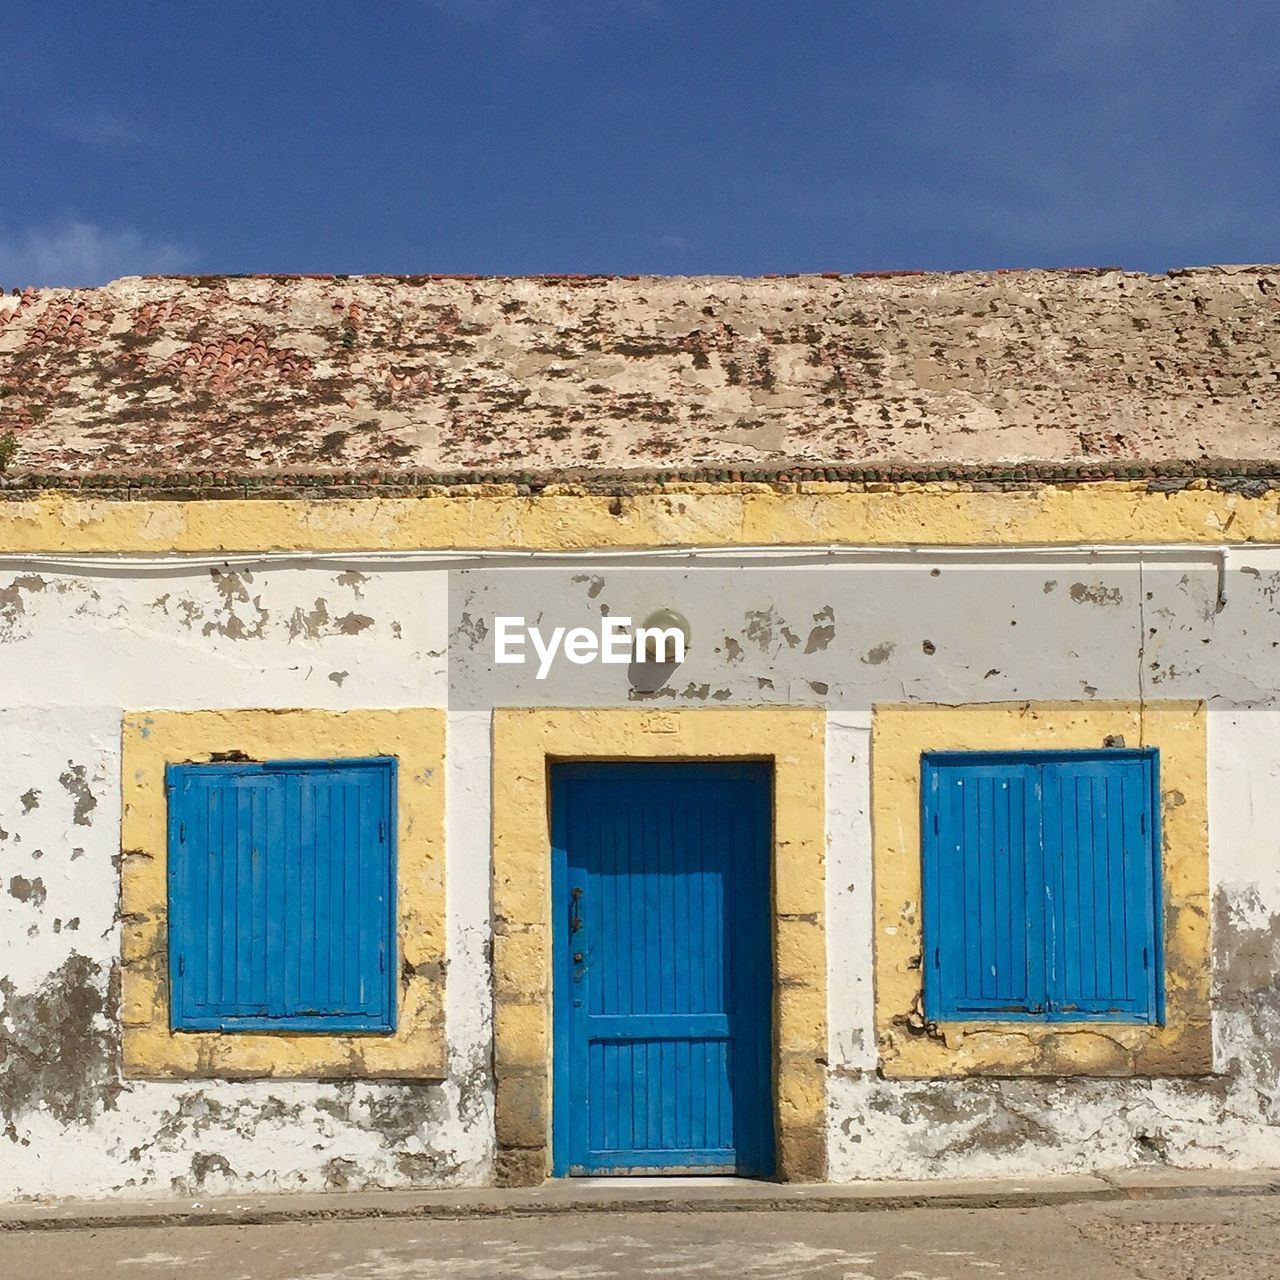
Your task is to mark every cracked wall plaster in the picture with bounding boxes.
[447,553,1277,708]
[0,704,491,1202]
[6,551,1280,1196]
[0,563,447,709]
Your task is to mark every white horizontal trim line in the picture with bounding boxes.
[0,544,1254,573]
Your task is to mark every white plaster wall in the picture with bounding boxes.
[443,707,496,1180]
[0,562,489,1202]
[0,701,493,1202]
[0,560,450,709]
[824,712,875,1075]
[823,701,1280,1181]
[4,549,1280,1198]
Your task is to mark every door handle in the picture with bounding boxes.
[569,886,583,935]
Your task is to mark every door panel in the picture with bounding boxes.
[552,762,773,1176]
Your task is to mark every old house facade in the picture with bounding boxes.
[1,267,1279,1200]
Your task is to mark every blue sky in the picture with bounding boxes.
[2,2,1276,285]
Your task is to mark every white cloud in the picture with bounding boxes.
[48,109,157,148]
[430,0,659,16]
[421,0,666,59]
[0,221,196,288]
[426,0,664,39]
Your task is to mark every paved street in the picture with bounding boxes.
[3,1194,1279,1279]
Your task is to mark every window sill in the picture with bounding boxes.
[877,1017,1212,1079]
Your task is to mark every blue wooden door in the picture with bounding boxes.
[551,762,774,1176]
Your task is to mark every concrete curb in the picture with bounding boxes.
[3,1171,1278,1233]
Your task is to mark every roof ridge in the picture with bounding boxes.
[4,263,1280,294]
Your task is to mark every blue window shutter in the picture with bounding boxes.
[167,757,396,1033]
[923,757,1044,1019]
[1042,755,1160,1021]
[923,748,1161,1026]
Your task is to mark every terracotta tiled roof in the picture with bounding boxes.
[1,267,1278,484]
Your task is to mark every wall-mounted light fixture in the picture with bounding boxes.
[637,607,691,663]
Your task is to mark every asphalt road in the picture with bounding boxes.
[2,1194,1277,1279]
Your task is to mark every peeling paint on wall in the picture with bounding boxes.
[0,563,449,711]
[0,705,490,1202]
[0,953,119,1136]
[58,763,97,826]
[4,550,1280,1199]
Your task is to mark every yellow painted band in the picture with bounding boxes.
[0,483,1275,553]
[120,708,447,1080]
[490,706,828,1183]
[872,699,1211,1079]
